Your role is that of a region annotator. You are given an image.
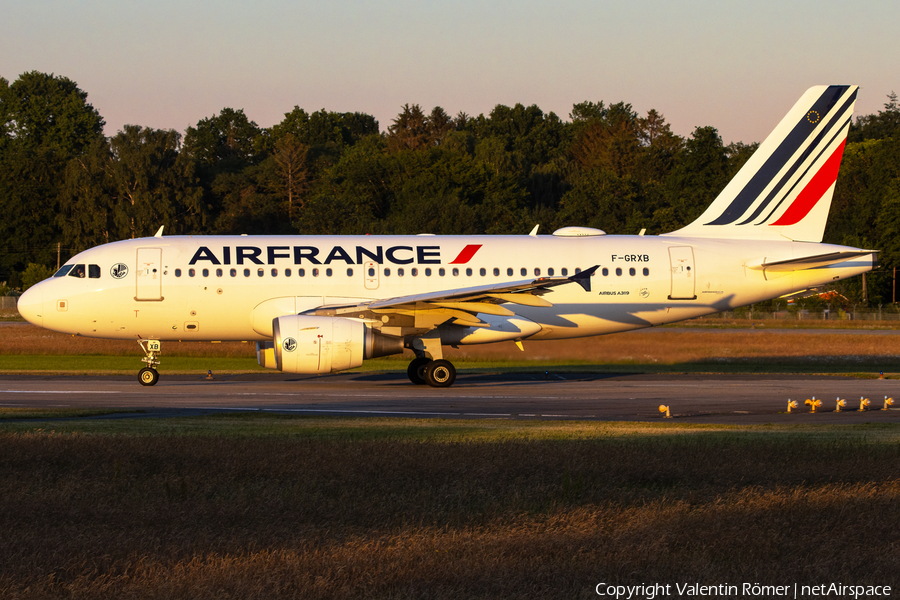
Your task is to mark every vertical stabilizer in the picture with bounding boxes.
[665,85,858,242]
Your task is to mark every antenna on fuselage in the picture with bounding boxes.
[154,226,164,238]
[528,224,539,237]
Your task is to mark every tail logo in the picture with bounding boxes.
[704,85,857,229]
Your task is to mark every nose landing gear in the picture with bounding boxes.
[138,340,161,386]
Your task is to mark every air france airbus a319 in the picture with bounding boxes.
[18,86,876,387]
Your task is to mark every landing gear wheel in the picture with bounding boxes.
[407,357,431,385]
[138,367,159,387]
[425,359,456,388]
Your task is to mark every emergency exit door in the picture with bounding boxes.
[668,246,696,300]
[136,248,163,301]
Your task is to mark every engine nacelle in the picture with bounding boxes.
[270,315,403,374]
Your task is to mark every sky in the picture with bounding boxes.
[2,0,897,145]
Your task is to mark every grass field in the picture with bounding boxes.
[3,323,900,375]
[3,321,900,597]
[0,415,898,599]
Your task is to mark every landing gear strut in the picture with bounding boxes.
[138,340,161,386]
[406,357,457,388]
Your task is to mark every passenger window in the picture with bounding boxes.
[643,268,650,276]
[368,267,375,277]
[548,267,555,276]
[243,269,250,277]
[271,268,278,277]
[507,268,513,276]
[615,268,622,276]
[230,268,237,277]
[561,268,568,276]
[629,267,636,276]
[257,268,264,277]
[466,268,473,277]
[521,268,527,276]
[411,268,418,276]
[602,268,609,276]
[384,268,391,276]
[493,268,500,276]
[88,264,101,278]
[439,268,445,276]
[479,268,486,276]
[326,268,333,277]
[347,268,353,277]
[425,268,432,276]
[188,268,195,277]
[216,268,223,277]
[54,265,74,277]
[299,268,305,277]
[312,268,319,277]
[175,268,182,277]
[452,268,459,276]
[202,268,210,277]
[398,268,405,277]
[534,268,541,276]
[285,268,291,277]
[68,264,86,278]
[575,268,582,274]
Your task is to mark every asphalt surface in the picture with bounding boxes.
[1,371,899,424]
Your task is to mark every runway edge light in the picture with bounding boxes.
[805,397,821,413]
[836,398,846,412]
[787,399,798,413]
[883,396,894,410]
[859,397,871,412]
[658,405,671,418]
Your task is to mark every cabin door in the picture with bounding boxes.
[363,260,380,290]
[668,246,696,300]
[136,247,163,301]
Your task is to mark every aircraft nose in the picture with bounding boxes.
[17,285,43,327]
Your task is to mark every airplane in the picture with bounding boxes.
[17,85,876,388]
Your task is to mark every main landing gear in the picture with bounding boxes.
[407,357,457,388]
[138,340,161,386]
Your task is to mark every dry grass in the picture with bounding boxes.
[5,325,900,369]
[0,325,255,357]
[444,330,900,368]
[1,428,898,598]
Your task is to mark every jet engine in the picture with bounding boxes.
[264,315,403,374]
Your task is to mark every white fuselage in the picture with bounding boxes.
[18,233,874,343]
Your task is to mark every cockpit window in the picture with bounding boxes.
[88,264,100,279]
[54,265,74,277]
[68,264,86,278]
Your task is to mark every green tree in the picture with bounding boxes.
[21,262,54,290]
[0,72,105,281]
[263,132,310,222]
[849,92,900,142]
[60,126,204,247]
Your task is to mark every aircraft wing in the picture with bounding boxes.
[308,266,598,330]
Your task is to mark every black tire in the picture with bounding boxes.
[425,359,456,388]
[407,357,430,385]
[138,367,159,386]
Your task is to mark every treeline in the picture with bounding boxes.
[2,71,899,303]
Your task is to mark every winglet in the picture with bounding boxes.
[154,226,164,238]
[570,265,598,292]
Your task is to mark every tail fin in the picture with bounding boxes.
[666,85,858,242]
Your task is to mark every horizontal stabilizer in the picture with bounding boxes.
[748,251,876,272]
